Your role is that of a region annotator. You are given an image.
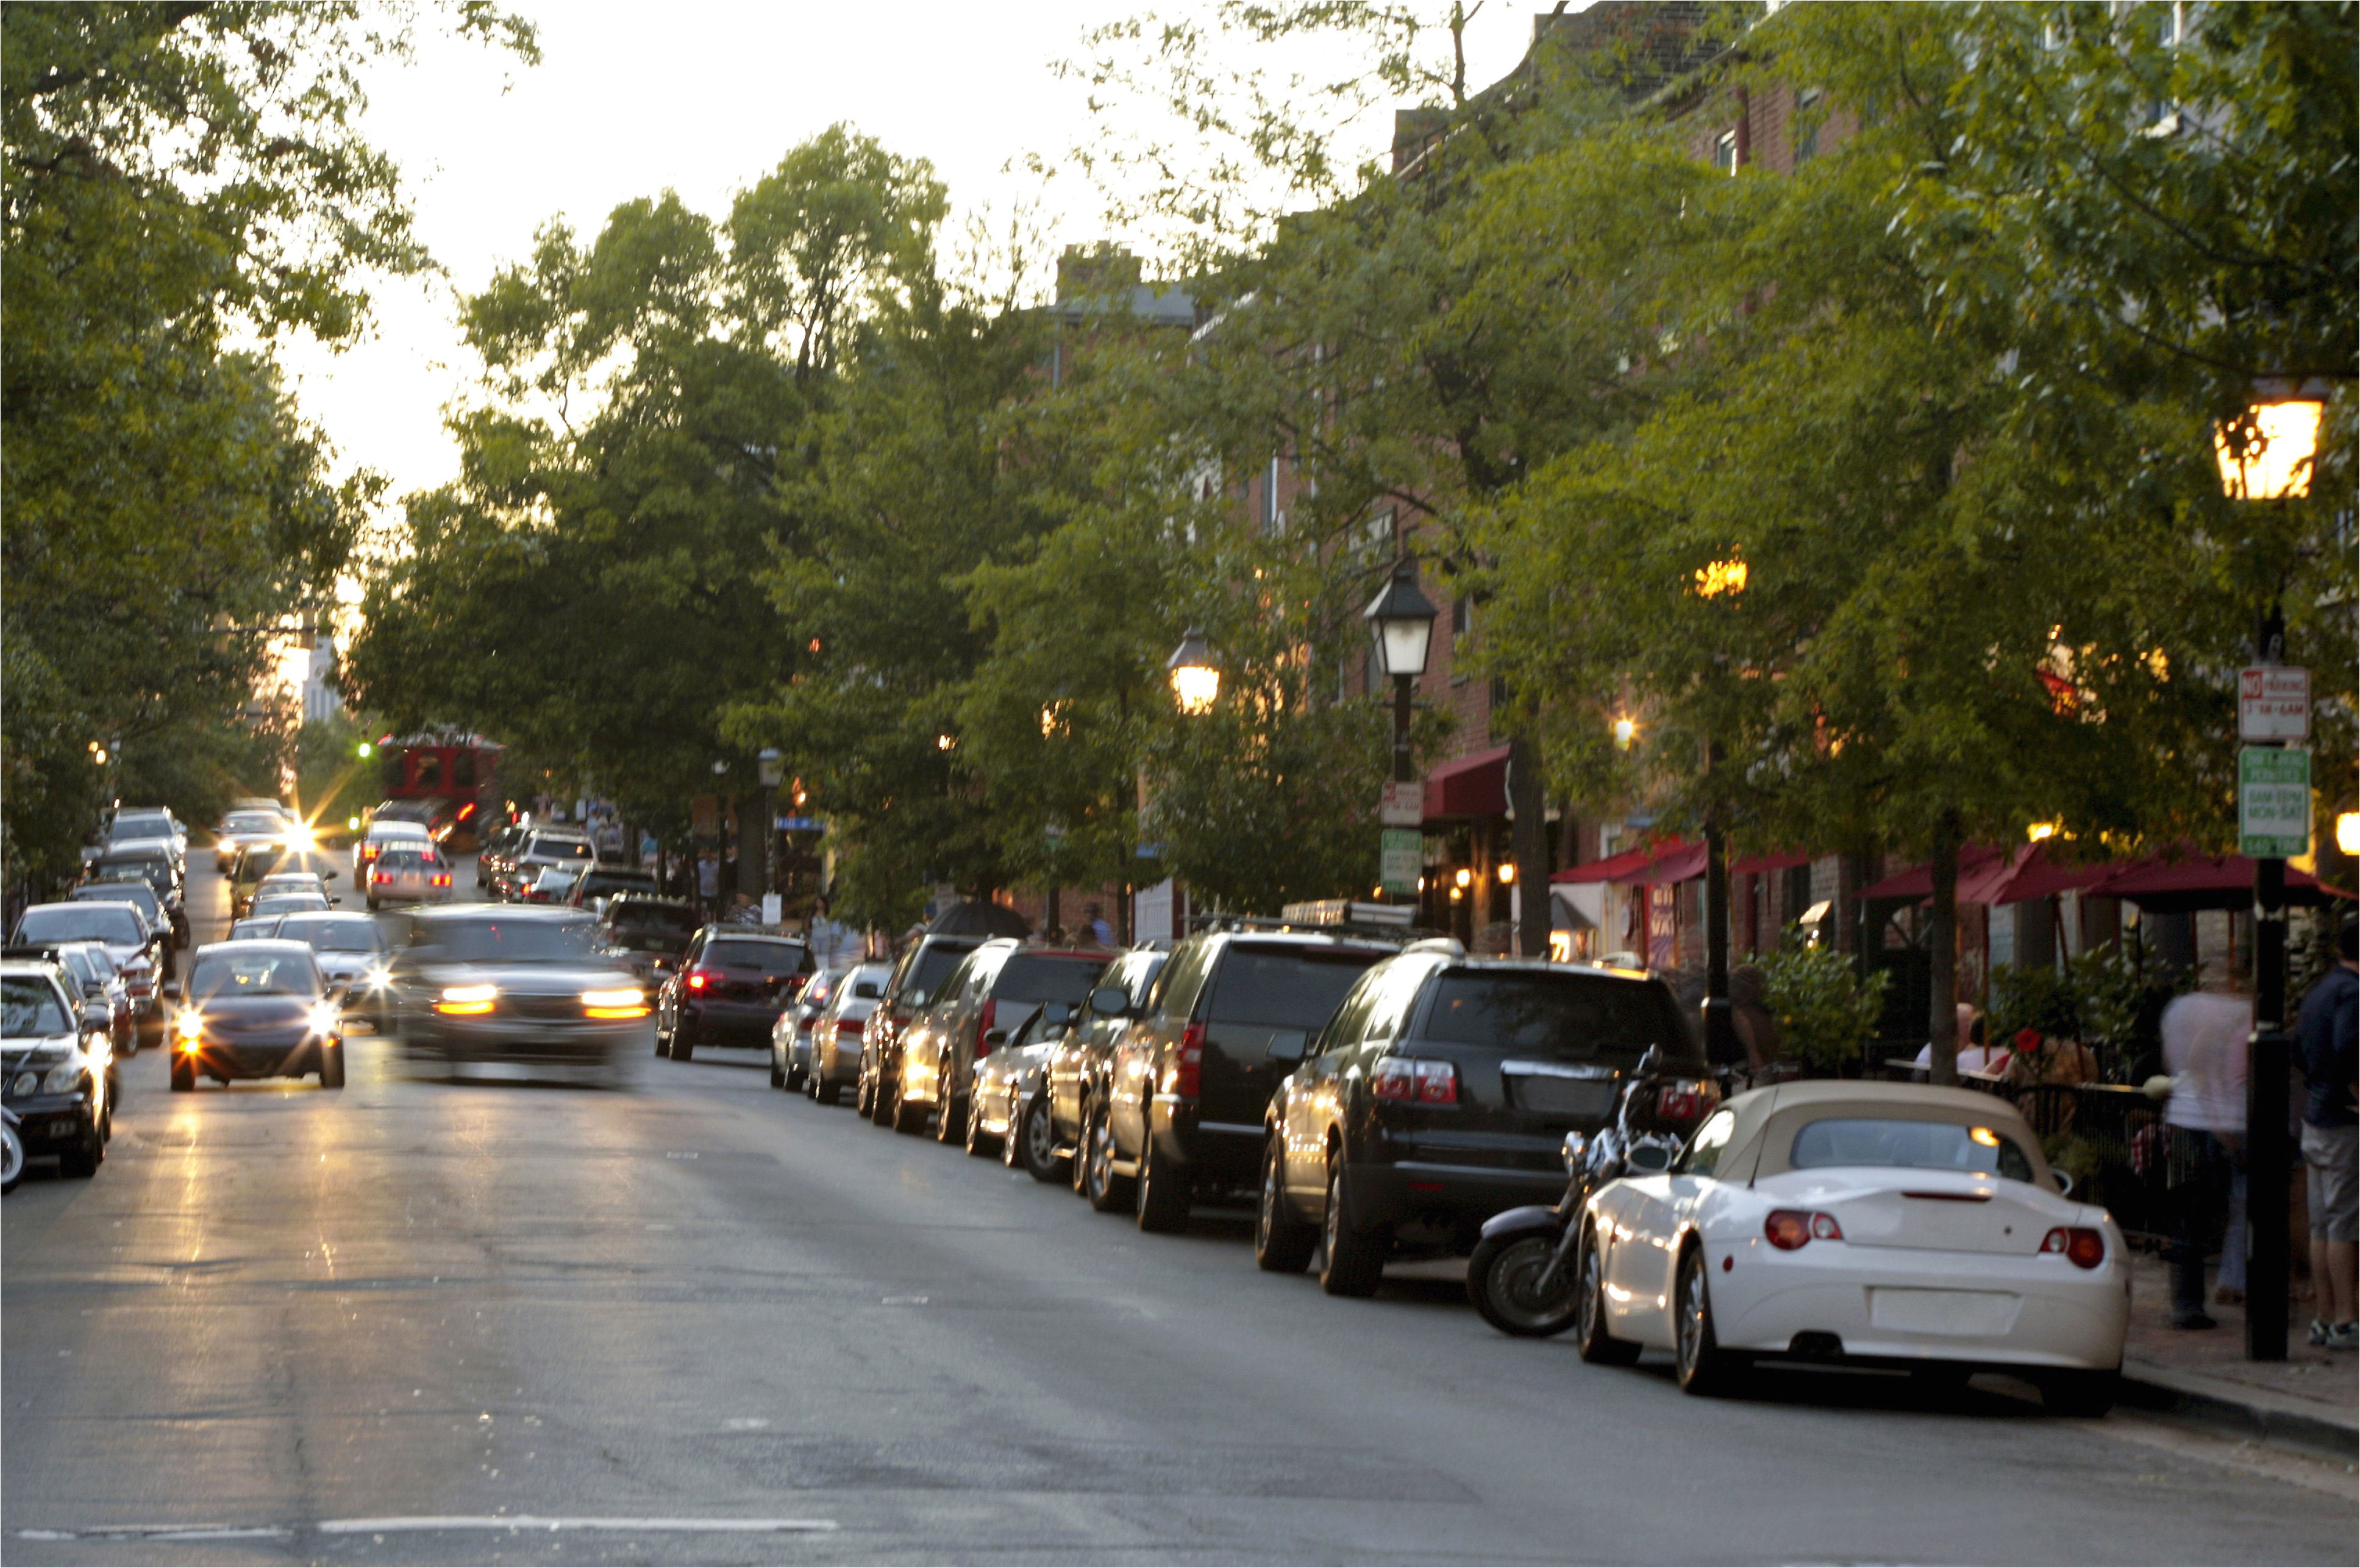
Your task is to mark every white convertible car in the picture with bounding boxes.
[1575,1081,2128,1414]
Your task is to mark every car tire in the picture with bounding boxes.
[786,1062,806,1092]
[1317,1152,1386,1297]
[935,1089,964,1145]
[1674,1245,1745,1397]
[769,1056,786,1089]
[170,1057,195,1093]
[2037,1369,2119,1418]
[1018,1097,1065,1181]
[1135,1124,1189,1233]
[1082,1100,1132,1212]
[320,1045,346,1089]
[1570,1223,1644,1363]
[1255,1139,1316,1274]
[890,1080,925,1136]
[58,1119,104,1179]
[671,1022,695,1063]
[964,1094,995,1158]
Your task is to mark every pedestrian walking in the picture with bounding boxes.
[1082,902,1114,947]
[2159,989,2251,1330]
[2297,920,2358,1350]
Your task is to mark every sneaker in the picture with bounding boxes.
[2328,1323,2360,1352]
[2309,1319,2334,1347]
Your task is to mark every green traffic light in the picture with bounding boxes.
[356,742,373,758]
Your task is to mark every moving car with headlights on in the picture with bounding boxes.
[1572,1080,2128,1414]
[171,940,346,1091]
[388,906,648,1086]
[1260,952,1706,1295]
[1,954,115,1177]
[273,912,393,1029]
[214,808,287,872]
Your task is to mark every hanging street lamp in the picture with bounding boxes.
[1362,558,1437,785]
[1166,628,1221,717]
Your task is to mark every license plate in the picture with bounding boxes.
[1505,1074,1613,1119]
[1867,1288,2020,1336]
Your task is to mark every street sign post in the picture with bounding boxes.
[2239,666,2311,741]
[1378,782,1422,827]
[1379,829,1421,894]
[2239,746,2311,858]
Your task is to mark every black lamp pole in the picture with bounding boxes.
[2247,607,2291,1362]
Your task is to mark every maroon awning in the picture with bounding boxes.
[1552,838,1699,885]
[1731,850,1813,877]
[1422,744,1511,821]
[2083,855,2355,912]
[1956,844,2112,907]
[1858,844,2008,901]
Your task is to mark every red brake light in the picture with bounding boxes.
[686,970,714,992]
[1172,1021,1204,1099]
[837,1016,865,1033]
[2042,1227,2105,1269]
[1766,1210,1844,1250]
[1372,1057,1459,1106]
[1656,1083,1704,1122]
[974,997,997,1058]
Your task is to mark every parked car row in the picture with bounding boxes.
[697,916,2133,1413]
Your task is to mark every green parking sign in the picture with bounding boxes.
[1379,829,1422,894]
[2238,747,2311,858]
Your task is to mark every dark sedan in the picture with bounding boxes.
[388,907,649,1086]
[656,928,816,1061]
[170,940,346,1091]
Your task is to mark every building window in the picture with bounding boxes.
[1793,86,1822,163]
[1714,129,1738,176]
[1452,593,1473,658]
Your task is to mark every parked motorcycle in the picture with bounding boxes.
[1465,1046,1720,1337]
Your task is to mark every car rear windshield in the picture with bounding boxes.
[1205,946,1389,1029]
[1422,972,1696,1066]
[611,905,694,937]
[530,837,594,860]
[705,939,808,971]
[17,907,144,946]
[424,918,599,963]
[380,847,440,869]
[188,950,318,1001]
[4,975,74,1037]
[274,916,380,952]
[581,872,654,895]
[993,954,1107,1008]
[1789,1118,2036,1183]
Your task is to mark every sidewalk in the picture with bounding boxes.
[2117,1245,2359,1456]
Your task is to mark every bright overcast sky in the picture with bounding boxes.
[278,0,1553,508]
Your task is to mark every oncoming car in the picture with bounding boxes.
[1573,1082,2129,1414]
[388,907,649,1086]
[171,941,346,1091]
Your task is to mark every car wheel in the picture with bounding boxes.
[1135,1123,1189,1233]
[1082,1100,1132,1212]
[1255,1138,1316,1274]
[935,1088,964,1144]
[671,1022,695,1063]
[58,1118,104,1179]
[2037,1369,2119,1418]
[170,1056,195,1093]
[1674,1246,1745,1397]
[2,1121,24,1194]
[1317,1151,1386,1297]
[1574,1224,1643,1364]
[890,1080,925,1136]
[786,1061,806,1092]
[320,1044,346,1089]
[769,1053,786,1089]
[854,1067,874,1117]
[964,1094,994,1158]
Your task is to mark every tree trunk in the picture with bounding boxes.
[1927,813,1961,1087]
[1508,731,1549,957]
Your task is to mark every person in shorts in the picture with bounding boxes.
[2297,920,2358,1350]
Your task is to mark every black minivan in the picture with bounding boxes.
[1258,952,1705,1295]
[1093,929,1399,1230]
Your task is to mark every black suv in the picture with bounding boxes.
[857,935,982,1124]
[1258,953,1702,1294]
[1091,929,1397,1230]
[655,928,815,1060]
[1046,944,1167,1179]
[889,940,1113,1141]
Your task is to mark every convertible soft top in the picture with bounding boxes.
[1712,1080,2049,1188]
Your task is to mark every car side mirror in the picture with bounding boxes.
[2052,1170,2073,1197]
[1264,1029,1307,1063]
[1562,1131,1589,1174]
[1088,985,1129,1018]
[1040,1001,1072,1028]
[983,1028,1008,1047]
[327,897,342,908]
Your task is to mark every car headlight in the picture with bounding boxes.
[582,986,649,1020]
[435,983,497,1016]
[9,1072,37,1097]
[176,1010,203,1042]
[308,1002,341,1036]
[40,1063,85,1096]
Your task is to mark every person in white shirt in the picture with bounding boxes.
[2161,989,2251,1327]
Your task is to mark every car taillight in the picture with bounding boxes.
[1170,1021,1204,1099]
[1371,1057,1458,1105]
[1765,1210,1842,1250]
[838,1016,865,1033]
[432,873,450,887]
[973,997,997,1058]
[686,969,718,992]
[2041,1227,2105,1269]
[1656,1082,1709,1122]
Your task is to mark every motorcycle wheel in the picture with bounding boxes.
[1469,1230,1583,1338]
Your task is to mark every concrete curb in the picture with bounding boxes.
[2119,1358,2359,1461]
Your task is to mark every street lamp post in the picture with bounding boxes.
[1166,628,1221,717]
[2217,379,2325,1363]
[1363,558,1437,788]
[1694,560,1748,1065]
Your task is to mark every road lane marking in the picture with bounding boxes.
[318,1516,838,1534]
[20,1527,293,1542]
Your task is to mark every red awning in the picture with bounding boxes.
[2082,855,2355,912]
[1423,744,1511,821]
[1858,844,2008,902]
[1550,838,1705,886]
[1731,850,1813,877]
[1956,844,2112,907]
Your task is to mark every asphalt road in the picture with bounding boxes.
[3,855,2353,1566]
